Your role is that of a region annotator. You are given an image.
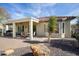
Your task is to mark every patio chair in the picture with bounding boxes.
[21,32,30,38]
[21,32,27,38]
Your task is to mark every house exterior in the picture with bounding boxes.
[36,16,76,38]
[0,16,76,38]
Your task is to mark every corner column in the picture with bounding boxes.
[59,21,65,38]
[29,18,33,40]
[13,22,16,38]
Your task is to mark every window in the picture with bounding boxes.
[44,24,46,32]
[17,25,22,33]
[22,25,24,32]
[63,23,64,33]
[18,26,20,33]
[18,26,19,32]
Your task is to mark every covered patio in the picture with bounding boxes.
[2,17,39,40]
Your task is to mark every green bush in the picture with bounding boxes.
[75,33,79,42]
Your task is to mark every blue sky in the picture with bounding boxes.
[0,3,79,24]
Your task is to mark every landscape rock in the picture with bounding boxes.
[3,48,14,55]
[30,44,50,56]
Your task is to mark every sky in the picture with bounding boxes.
[0,3,79,24]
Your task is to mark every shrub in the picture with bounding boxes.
[75,33,79,42]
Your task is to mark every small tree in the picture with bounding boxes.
[0,8,10,24]
[48,16,57,43]
[0,8,10,36]
[76,17,79,29]
[75,16,79,43]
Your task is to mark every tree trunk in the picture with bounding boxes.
[48,32,51,43]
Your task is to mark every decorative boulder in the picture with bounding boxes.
[3,48,14,55]
[30,44,50,56]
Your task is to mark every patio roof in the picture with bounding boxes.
[5,16,76,24]
[38,16,76,22]
[5,17,39,24]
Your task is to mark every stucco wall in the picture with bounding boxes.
[36,22,60,38]
[0,24,3,29]
[36,20,71,38]
[64,20,71,38]
[36,22,46,36]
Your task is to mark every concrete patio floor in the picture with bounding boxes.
[0,37,30,51]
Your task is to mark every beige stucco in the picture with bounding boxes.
[36,22,60,38]
[36,20,71,38]
[36,22,47,36]
[0,24,5,29]
[0,24,5,36]
[64,20,71,38]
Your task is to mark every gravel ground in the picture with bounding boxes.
[48,39,79,56]
[1,47,33,56]
[9,47,33,56]
[48,45,77,56]
[0,38,79,56]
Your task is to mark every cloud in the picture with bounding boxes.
[67,9,79,24]
[10,3,56,18]
[67,8,79,16]
[29,3,56,17]
[30,3,56,7]
[11,12,25,19]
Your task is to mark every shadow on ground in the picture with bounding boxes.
[22,53,33,56]
[50,40,79,55]
[23,40,48,44]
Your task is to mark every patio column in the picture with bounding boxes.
[1,24,4,36]
[13,22,16,38]
[6,25,9,30]
[29,18,33,40]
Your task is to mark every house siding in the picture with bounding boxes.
[36,20,71,38]
[64,20,71,38]
[36,22,45,36]
[36,22,60,38]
